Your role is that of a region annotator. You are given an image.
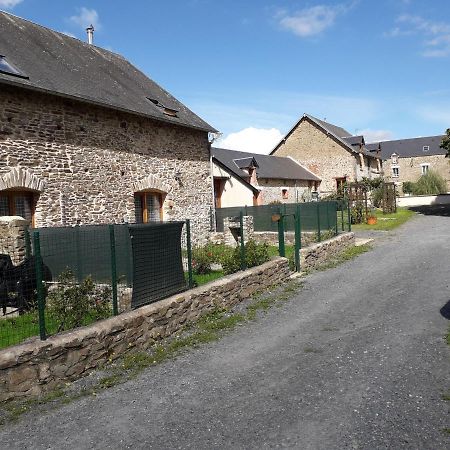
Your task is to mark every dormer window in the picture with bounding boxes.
[391,153,398,164]
[423,145,430,152]
[147,97,179,117]
[0,56,28,79]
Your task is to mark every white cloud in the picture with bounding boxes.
[359,129,394,143]
[69,7,101,30]
[0,0,23,8]
[215,127,284,154]
[416,106,450,126]
[386,14,450,57]
[277,2,356,37]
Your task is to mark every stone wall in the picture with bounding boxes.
[0,216,29,264]
[384,154,450,192]
[0,85,213,241]
[258,179,312,204]
[0,257,290,401]
[300,232,355,271]
[272,119,380,193]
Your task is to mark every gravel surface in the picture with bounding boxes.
[1,211,449,449]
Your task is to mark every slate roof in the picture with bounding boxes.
[270,113,380,159]
[212,147,321,181]
[366,135,446,160]
[0,11,216,133]
[343,135,365,147]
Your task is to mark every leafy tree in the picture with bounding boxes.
[440,128,450,157]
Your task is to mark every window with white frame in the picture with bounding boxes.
[423,145,430,152]
[392,166,399,178]
[421,163,430,175]
[391,153,398,164]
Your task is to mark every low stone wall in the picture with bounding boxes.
[253,231,319,247]
[301,232,355,271]
[397,194,450,207]
[0,257,290,402]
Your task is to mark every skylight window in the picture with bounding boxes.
[423,145,430,152]
[0,56,27,79]
[146,97,179,117]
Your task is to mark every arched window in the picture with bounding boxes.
[0,189,38,226]
[134,191,164,223]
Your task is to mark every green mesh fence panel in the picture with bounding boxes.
[216,201,338,233]
[130,221,186,308]
[36,224,133,285]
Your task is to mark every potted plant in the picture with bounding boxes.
[367,208,377,225]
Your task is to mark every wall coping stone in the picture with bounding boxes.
[0,257,289,372]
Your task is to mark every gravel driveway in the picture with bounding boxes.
[0,210,449,449]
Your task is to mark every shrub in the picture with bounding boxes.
[411,170,447,195]
[47,270,111,332]
[191,246,214,275]
[220,240,271,275]
[402,181,414,195]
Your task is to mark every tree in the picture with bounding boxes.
[440,128,450,157]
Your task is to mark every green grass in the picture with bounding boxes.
[192,270,224,286]
[351,207,415,231]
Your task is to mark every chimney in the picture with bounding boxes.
[86,24,94,45]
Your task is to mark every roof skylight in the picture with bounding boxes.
[0,56,28,79]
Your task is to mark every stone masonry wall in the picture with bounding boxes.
[385,154,450,192]
[0,217,28,264]
[0,86,213,241]
[272,120,380,193]
[300,232,355,271]
[0,257,290,402]
[258,179,311,204]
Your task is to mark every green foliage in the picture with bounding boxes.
[47,270,111,332]
[362,176,383,189]
[410,170,447,195]
[402,181,414,195]
[220,240,270,275]
[191,246,214,275]
[440,128,450,157]
[351,202,364,224]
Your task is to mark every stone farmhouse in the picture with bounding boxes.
[366,135,449,193]
[0,12,216,239]
[212,147,321,208]
[270,114,382,194]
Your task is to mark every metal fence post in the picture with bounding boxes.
[341,202,345,231]
[294,204,301,272]
[316,202,321,242]
[186,219,194,288]
[334,202,339,236]
[33,231,46,341]
[277,207,286,257]
[347,199,352,232]
[109,225,119,316]
[239,211,246,270]
[326,201,330,230]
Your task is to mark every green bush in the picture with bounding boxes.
[220,240,270,275]
[402,181,414,195]
[47,270,111,332]
[191,246,214,275]
[411,170,447,195]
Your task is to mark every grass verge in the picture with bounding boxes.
[352,207,415,231]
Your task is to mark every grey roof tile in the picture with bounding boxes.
[212,147,321,181]
[0,11,216,133]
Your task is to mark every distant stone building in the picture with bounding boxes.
[366,136,449,193]
[270,114,382,194]
[0,12,216,239]
[211,147,321,208]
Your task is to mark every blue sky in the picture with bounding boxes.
[2,0,450,153]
